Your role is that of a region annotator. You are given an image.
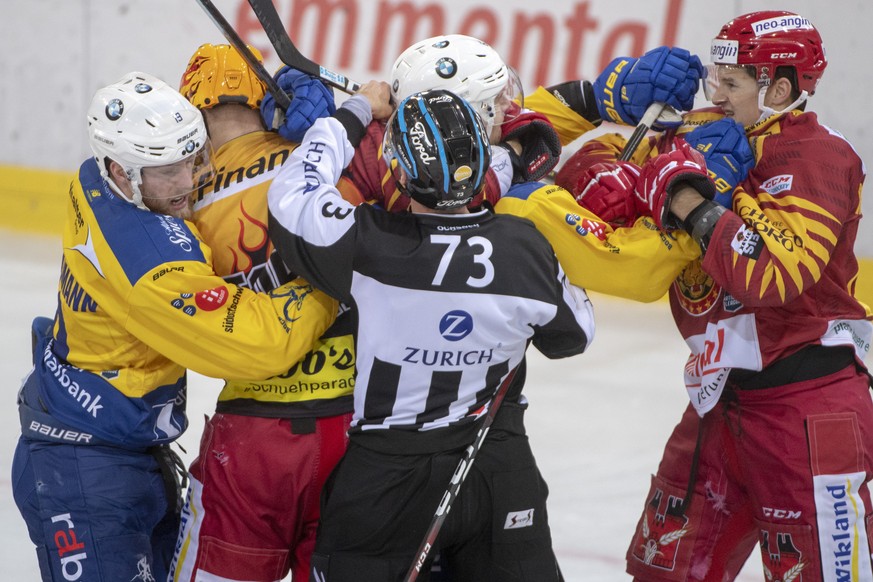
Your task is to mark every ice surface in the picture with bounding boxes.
[0,231,765,580]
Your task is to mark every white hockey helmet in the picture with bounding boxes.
[86,71,210,209]
[390,34,523,140]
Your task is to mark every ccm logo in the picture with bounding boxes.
[770,52,797,59]
[763,507,802,520]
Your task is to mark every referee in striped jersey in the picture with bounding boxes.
[267,82,595,581]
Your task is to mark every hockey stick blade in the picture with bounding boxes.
[193,0,291,111]
[402,367,519,582]
[246,0,361,94]
[619,102,681,161]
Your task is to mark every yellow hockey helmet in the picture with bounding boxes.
[180,43,267,110]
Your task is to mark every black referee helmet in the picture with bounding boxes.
[382,89,491,210]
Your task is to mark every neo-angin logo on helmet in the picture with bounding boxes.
[105,99,124,120]
[710,40,739,64]
[435,57,457,79]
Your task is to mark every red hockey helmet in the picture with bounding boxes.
[710,11,827,95]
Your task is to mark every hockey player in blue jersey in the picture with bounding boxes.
[11,71,336,582]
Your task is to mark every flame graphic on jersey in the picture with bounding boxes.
[229,202,270,275]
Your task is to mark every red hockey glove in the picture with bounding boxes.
[499,107,562,183]
[572,162,641,228]
[634,140,716,230]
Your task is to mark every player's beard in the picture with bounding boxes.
[144,193,194,220]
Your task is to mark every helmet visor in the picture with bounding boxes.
[140,139,215,201]
[483,67,525,139]
[702,64,765,102]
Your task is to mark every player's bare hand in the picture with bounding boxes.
[356,81,393,121]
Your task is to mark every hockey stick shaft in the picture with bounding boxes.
[246,0,361,94]
[403,367,519,582]
[619,101,670,161]
[193,0,292,111]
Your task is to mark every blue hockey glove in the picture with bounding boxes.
[683,118,754,207]
[594,46,704,129]
[260,66,336,142]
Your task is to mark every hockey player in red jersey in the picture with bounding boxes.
[170,44,350,582]
[560,11,873,581]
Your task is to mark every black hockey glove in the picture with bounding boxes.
[498,109,562,183]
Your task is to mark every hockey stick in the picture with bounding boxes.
[618,102,681,161]
[541,102,681,185]
[193,0,292,111]
[246,0,362,94]
[403,367,519,582]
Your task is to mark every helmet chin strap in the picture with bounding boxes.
[476,98,497,141]
[755,86,809,124]
[101,163,148,210]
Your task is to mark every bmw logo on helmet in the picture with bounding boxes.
[435,57,457,79]
[134,83,153,94]
[184,140,197,154]
[105,99,124,120]
[433,40,450,48]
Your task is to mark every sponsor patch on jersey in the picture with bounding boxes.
[564,213,607,241]
[761,174,793,196]
[579,218,607,240]
[439,310,473,341]
[504,509,535,530]
[723,293,743,313]
[195,286,229,311]
[171,292,195,315]
[731,226,764,259]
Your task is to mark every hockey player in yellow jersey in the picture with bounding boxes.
[493,46,710,301]
[10,71,336,582]
[170,44,351,582]
[334,37,708,302]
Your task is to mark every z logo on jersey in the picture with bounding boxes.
[440,310,473,341]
